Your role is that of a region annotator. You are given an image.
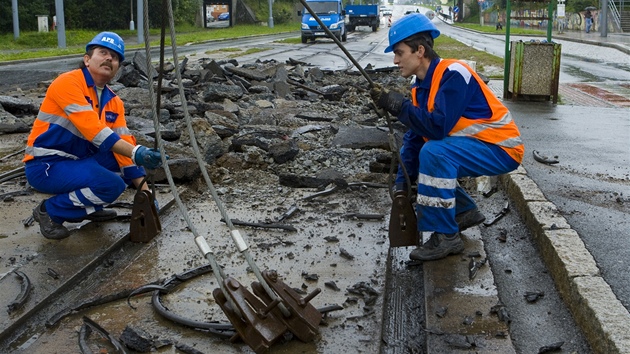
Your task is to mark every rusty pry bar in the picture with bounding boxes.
[388,191,418,247]
[213,277,288,354]
[129,190,162,243]
[251,269,322,342]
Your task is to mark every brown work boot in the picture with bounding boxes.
[409,232,464,261]
[33,200,70,240]
[455,208,486,231]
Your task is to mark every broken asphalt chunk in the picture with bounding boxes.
[524,291,545,303]
[435,306,448,318]
[490,303,511,323]
[325,281,340,291]
[538,341,564,353]
[339,247,355,260]
[533,150,560,165]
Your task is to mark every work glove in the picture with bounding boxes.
[370,84,404,116]
[132,145,168,170]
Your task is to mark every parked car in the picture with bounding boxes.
[218,12,230,21]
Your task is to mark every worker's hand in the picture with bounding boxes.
[369,83,384,103]
[132,145,168,170]
[370,85,404,116]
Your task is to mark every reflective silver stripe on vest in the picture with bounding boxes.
[93,127,115,147]
[25,146,79,160]
[113,127,131,136]
[37,112,81,137]
[418,173,458,189]
[450,112,522,148]
[416,194,456,209]
[64,103,93,115]
[498,136,523,148]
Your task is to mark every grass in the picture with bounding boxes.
[435,35,505,77]
[205,46,271,58]
[454,23,549,36]
[0,23,300,62]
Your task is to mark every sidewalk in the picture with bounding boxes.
[553,29,630,54]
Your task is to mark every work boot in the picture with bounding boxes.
[67,209,117,223]
[456,208,486,231]
[409,232,464,261]
[33,200,70,240]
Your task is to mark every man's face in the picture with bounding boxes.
[84,46,120,84]
[393,42,424,79]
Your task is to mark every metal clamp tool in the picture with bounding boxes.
[213,277,288,354]
[389,191,418,247]
[129,190,161,243]
[251,270,322,342]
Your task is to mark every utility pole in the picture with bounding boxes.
[601,0,608,37]
[55,0,66,48]
[12,0,19,39]
[268,0,274,28]
[137,0,144,44]
[479,0,484,25]
[130,0,135,30]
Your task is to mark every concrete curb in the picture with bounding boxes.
[501,166,630,354]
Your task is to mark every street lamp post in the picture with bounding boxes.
[130,0,135,30]
[268,0,274,28]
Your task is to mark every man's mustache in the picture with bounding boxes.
[101,62,113,69]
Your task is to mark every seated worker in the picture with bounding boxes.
[23,31,167,240]
[371,14,523,261]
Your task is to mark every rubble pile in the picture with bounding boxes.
[0,52,413,188]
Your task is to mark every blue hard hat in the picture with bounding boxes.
[86,31,125,61]
[385,13,440,53]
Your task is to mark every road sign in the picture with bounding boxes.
[453,6,459,13]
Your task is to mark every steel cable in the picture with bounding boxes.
[142,0,290,318]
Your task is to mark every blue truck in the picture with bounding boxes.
[299,0,347,43]
[345,3,380,32]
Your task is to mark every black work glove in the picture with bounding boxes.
[370,84,404,116]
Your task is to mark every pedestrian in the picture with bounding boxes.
[585,9,593,33]
[370,14,524,261]
[23,31,168,240]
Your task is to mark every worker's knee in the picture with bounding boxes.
[90,177,127,203]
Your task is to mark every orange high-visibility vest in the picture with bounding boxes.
[23,68,137,171]
[412,59,524,163]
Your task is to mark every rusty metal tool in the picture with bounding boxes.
[213,277,288,354]
[7,270,31,313]
[483,201,510,227]
[388,191,418,247]
[129,189,161,242]
[251,270,322,342]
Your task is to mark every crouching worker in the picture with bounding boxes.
[23,32,168,240]
[371,14,523,261]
